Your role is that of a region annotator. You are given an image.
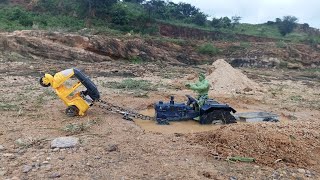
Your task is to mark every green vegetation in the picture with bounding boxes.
[105,79,156,91]
[0,0,318,45]
[197,43,220,55]
[276,41,287,48]
[129,56,143,64]
[63,119,98,134]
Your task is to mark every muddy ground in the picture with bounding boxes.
[0,55,319,179]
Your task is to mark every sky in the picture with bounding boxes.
[171,0,320,28]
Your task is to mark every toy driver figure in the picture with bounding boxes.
[185,73,210,108]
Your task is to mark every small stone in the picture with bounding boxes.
[10,162,19,167]
[46,157,51,161]
[49,172,61,179]
[2,153,14,159]
[58,157,65,160]
[0,145,5,151]
[106,144,119,152]
[42,161,49,165]
[22,165,32,173]
[94,156,101,159]
[51,137,79,149]
[0,170,7,176]
[297,169,305,174]
[44,165,52,171]
[229,176,237,180]
[52,148,60,152]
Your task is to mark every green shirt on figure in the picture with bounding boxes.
[185,73,210,107]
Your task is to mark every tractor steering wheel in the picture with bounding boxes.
[186,95,197,106]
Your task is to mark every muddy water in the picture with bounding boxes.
[135,109,290,134]
[134,109,222,134]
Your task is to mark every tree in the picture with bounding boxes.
[231,15,241,27]
[220,17,231,28]
[211,17,222,28]
[176,2,199,17]
[123,0,145,4]
[143,0,167,19]
[83,0,118,17]
[277,16,298,36]
[302,23,310,32]
[191,12,207,26]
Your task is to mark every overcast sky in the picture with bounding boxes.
[171,0,319,28]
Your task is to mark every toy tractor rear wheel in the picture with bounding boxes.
[39,77,50,87]
[65,106,79,117]
[201,110,237,124]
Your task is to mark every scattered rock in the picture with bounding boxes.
[2,153,15,159]
[42,161,49,165]
[106,144,119,152]
[297,168,305,174]
[0,145,5,151]
[0,170,7,176]
[51,137,79,149]
[22,165,32,173]
[49,172,61,179]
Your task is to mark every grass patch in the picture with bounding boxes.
[276,41,287,48]
[197,43,220,55]
[290,95,303,101]
[129,56,143,64]
[105,79,156,91]
[0,103,19,111]
[63,120,97,135]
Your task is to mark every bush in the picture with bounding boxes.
[276,41,287,48]
[129,56,143,64]
[277,16,298,36]
[107,79,156,91]
[197,43,220,55]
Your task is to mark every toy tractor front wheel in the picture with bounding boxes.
[39,76,50,87]
[65,106,79,117]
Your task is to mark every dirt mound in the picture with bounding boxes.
[191,122,320,168]
[207,59,260,94]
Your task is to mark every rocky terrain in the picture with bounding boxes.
[0,30,320,68]
[0,30,319,179]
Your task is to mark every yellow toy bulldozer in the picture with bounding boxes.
[39,68,100,117]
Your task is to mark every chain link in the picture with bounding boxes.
[96,99,154,121]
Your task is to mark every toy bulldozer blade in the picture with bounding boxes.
[39,68,100,117]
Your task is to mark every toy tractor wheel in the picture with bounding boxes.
[65,106,79,117]
[201,110,237,124]
[39,77,50,87]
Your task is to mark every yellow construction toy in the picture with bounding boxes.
[39,68,100,117]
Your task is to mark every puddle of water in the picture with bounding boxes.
[135,109,290,134]
[135,109,222,134]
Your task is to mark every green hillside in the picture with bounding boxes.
[0,0,319,44]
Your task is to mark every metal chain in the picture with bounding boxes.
[96,99,154,121]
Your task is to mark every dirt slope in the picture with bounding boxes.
[0,30,320,67]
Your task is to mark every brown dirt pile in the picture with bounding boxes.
[207,59,260,94]
[191,122,320,168]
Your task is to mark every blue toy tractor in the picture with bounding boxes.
[154,95,237,125]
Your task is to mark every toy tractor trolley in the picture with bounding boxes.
[39,68,100,117]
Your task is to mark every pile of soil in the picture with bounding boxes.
[207,59,260,94]
[191,122,320,168]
